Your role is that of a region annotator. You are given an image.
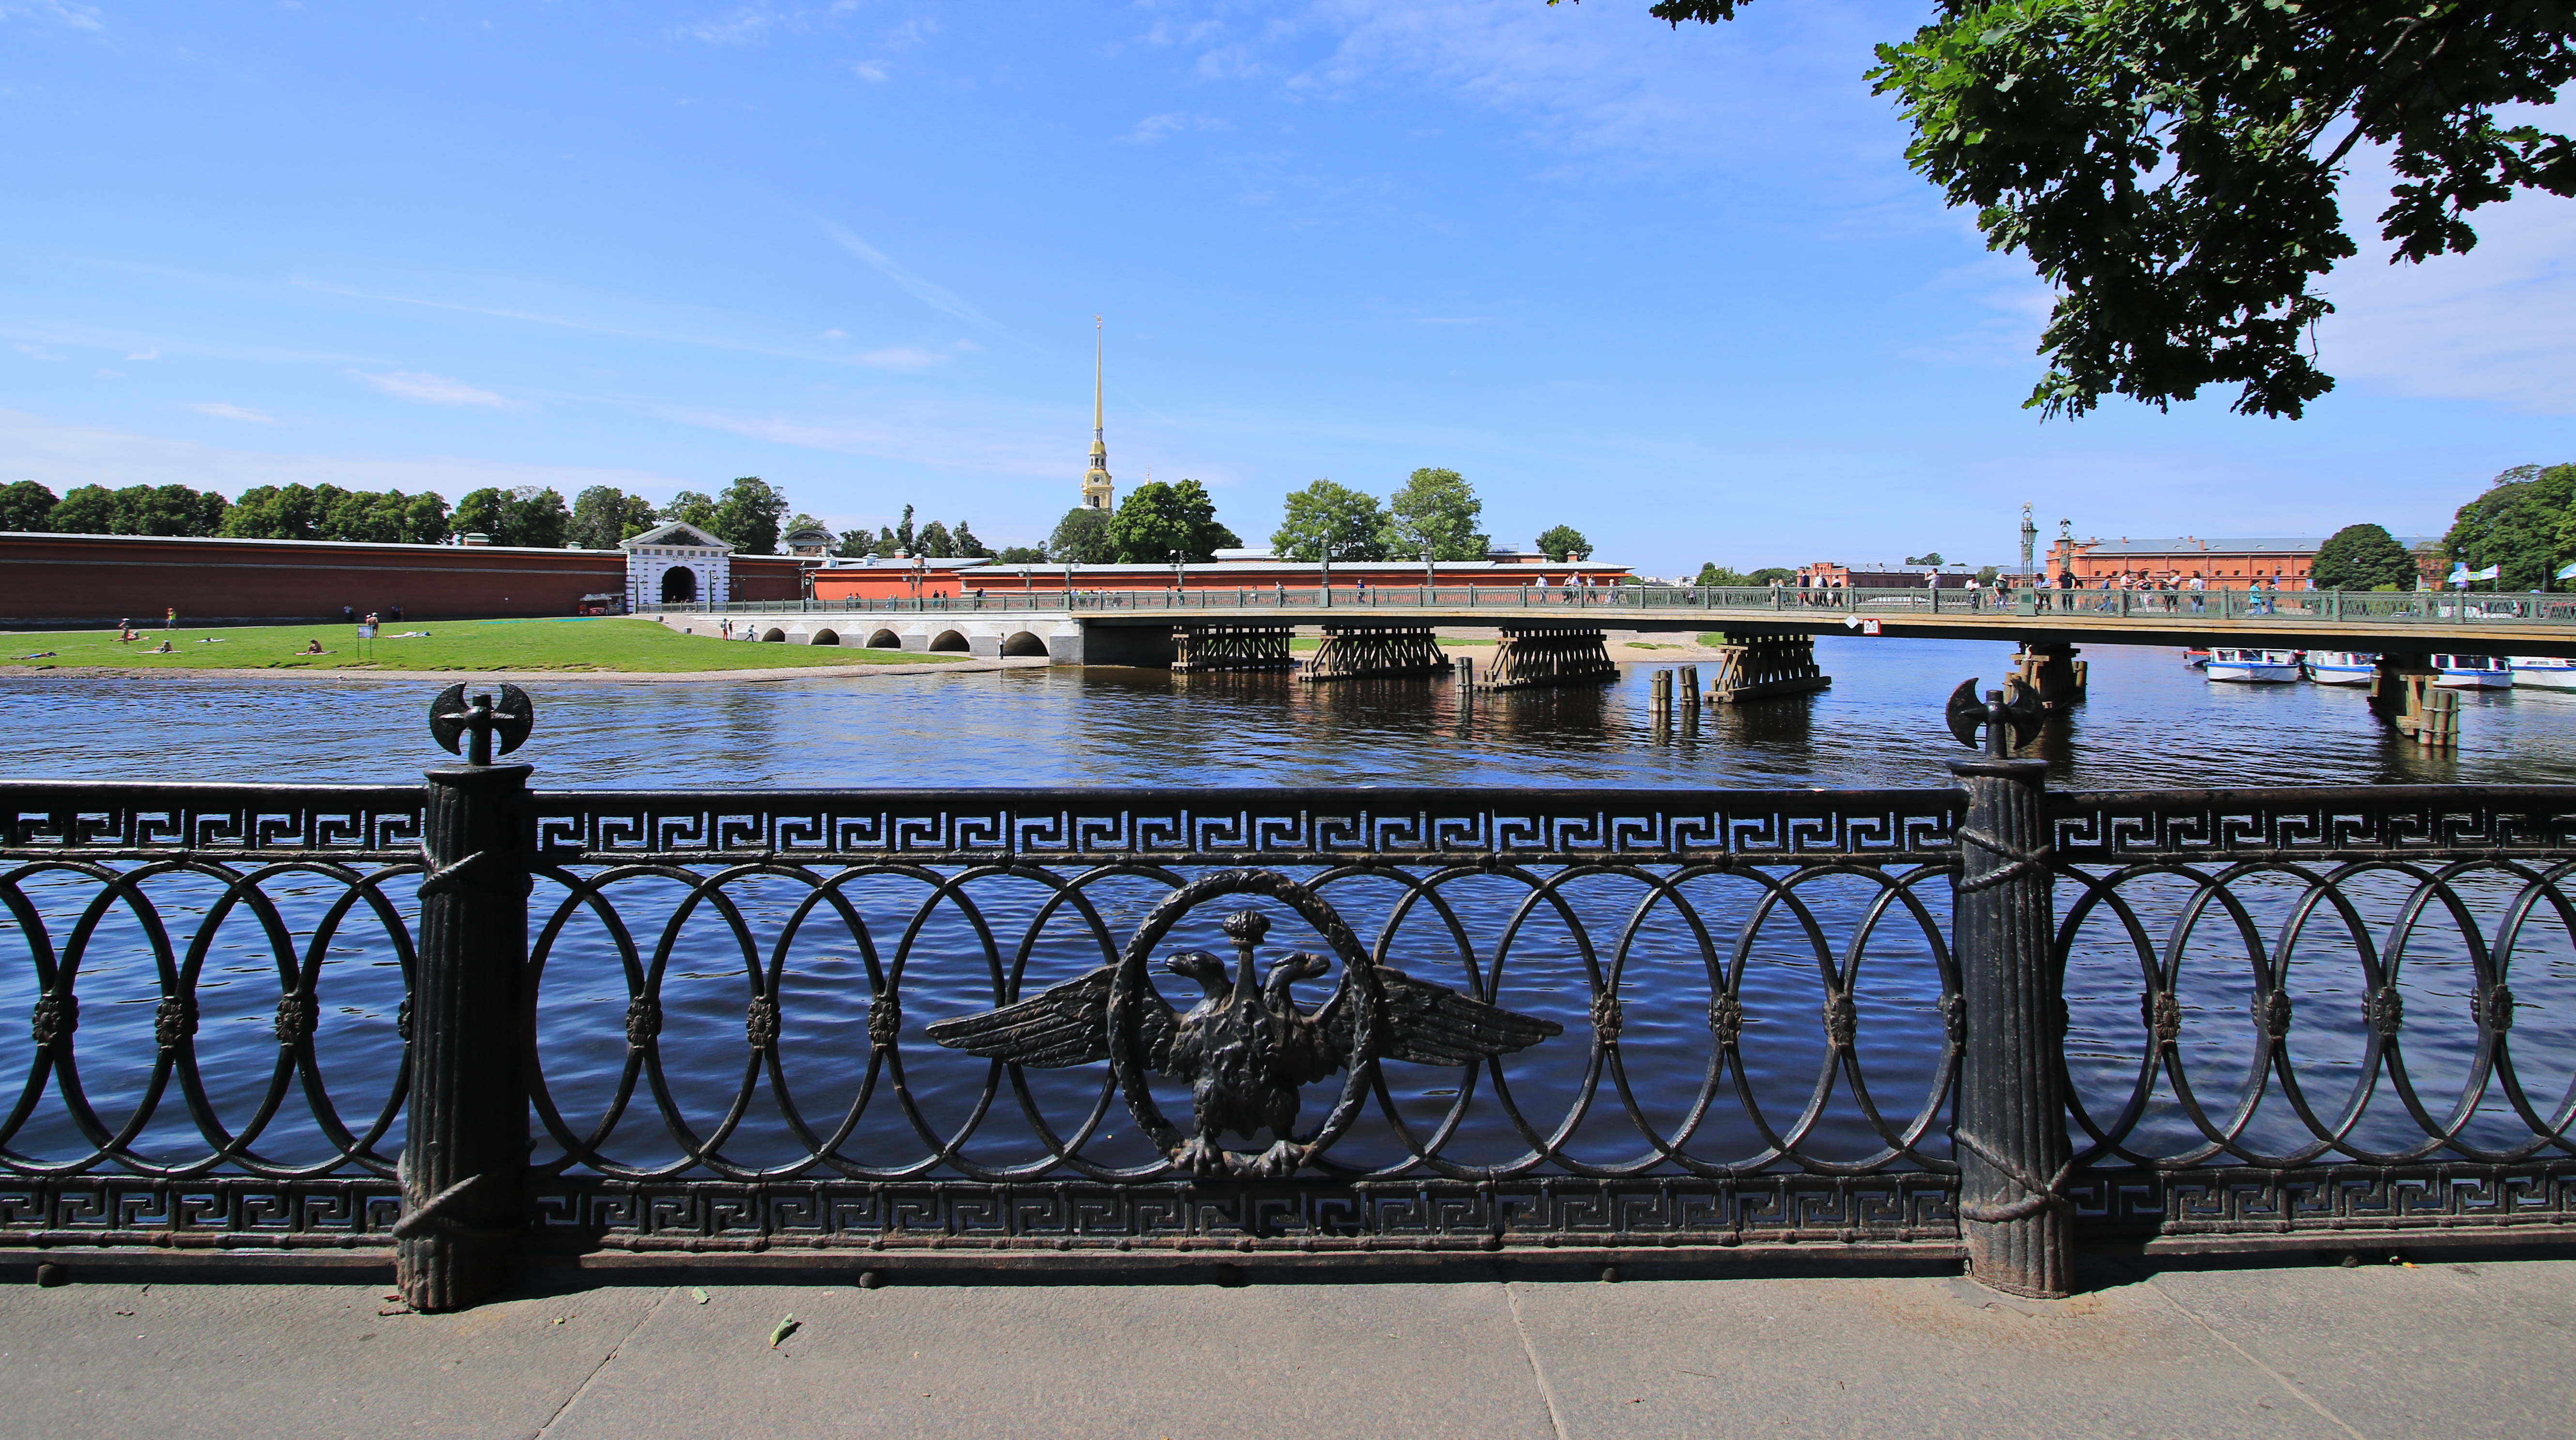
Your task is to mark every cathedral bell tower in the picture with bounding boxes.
[1082,316,1114,512]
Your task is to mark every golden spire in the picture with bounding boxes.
[1082,315,1114,511]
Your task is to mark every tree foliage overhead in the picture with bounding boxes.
[2443,462,2576,590]
[2310,521,2420,590]
[711,476,791,555]
[1610,0,2576,419]
[1273,480,1392,562]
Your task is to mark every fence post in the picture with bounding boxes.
[398,691,535,1312]
[1950,747,2071,1298]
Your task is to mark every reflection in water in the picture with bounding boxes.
[6,636,2573,788]
[7,636,2575,1178]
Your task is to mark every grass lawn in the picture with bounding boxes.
[1,618,970,673]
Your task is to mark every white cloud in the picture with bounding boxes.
[125,345,159,361]
[185,402,278,424]
[852,60,888,81]
[852,346,947,371]
[355,370,525,409]
[814,220,1029,346]
[1127,111,1235,143]
[0,2,105,34]
[671,7,775,45]
[0,408,684,500]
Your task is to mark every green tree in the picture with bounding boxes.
[505,487,571,548]
[2311,523,2421,591]
[450,487,509,542]
[711,476,789,554]
[570,486,660,549]
[915,520,956,559]
[1903,551,1945,567]
[1747,567,1796,586]
[219,484,331,540]
[1385,468,1489,561]
[662,490,720,534]
[1695,563,1754,586]
[1107,479,1235,563]
[0,481,58,531]
[1046,506,1115,564]
[894,505,916,555]
[49,484,228,536]
[402,492,452,544]
[1533,524,1591,561]
[1615,0,2576,420]
[994,544,1047,565]
[1273,481,1389,562]
[952,521,992,559]
[836,528,876,559]
[2444,463,2574,590]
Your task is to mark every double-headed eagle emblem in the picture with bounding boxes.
[928,906,1561,1177]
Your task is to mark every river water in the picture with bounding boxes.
[5,637,2572,1184]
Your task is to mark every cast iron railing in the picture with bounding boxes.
[2,715,2574,1307]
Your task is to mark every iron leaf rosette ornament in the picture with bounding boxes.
[929,868,1559,1179]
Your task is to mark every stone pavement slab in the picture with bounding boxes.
[0,1259,2570,1440]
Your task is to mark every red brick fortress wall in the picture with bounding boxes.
[0,532,630,626]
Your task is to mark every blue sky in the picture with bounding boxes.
[3,0,2570,574]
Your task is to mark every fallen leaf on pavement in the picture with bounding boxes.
[769,1315,800,1348]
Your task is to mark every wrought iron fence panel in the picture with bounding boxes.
[6,779,2576,1280]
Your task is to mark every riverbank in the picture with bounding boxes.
[2,1253,2561,1438]
[0,618,978,676]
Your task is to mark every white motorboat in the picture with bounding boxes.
[2207,648,2302,683]
[2305,651,2378,685]
[2509,656,2576,691]
[2431,653,2513,689]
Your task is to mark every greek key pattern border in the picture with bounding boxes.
[0,785,425,860]
[2052,787,2576,861]
[526,788,1966,864]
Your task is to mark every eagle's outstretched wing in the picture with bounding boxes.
[1288,965,1564,1083]
[925,965,1177,1069]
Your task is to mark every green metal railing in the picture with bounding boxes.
[657,584,2576,628]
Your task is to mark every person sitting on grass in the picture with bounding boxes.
[301,639,330,655]
[150,640,173,653]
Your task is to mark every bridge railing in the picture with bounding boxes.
[5,749,2575,1306]
[658,585,2576,628]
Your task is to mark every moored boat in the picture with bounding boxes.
[2431,653,2513,689]
[2509,656,2576,691]
[2207,648,2302,683]
[2183,648,2211,668]
[2305,650,2378,685]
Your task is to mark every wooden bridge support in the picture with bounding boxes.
[1171,623,1296,673]
[2011,644,2087,710]
[2368,653,2445,740]
[1301,623,1450,682]
[1704,636,1829,704]
[1477,626,1619,689]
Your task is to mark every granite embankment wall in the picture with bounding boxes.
[0,533,808,626]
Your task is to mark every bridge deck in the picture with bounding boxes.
[673,591,2576,658]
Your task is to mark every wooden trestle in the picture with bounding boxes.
[1703,635,1830,704]
[1300,623,1451,682]
[1171,623,1296,673]
[1477,626,1620,690]
[2010,643,2088,710]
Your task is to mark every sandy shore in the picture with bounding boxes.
[0,656,1054,684]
